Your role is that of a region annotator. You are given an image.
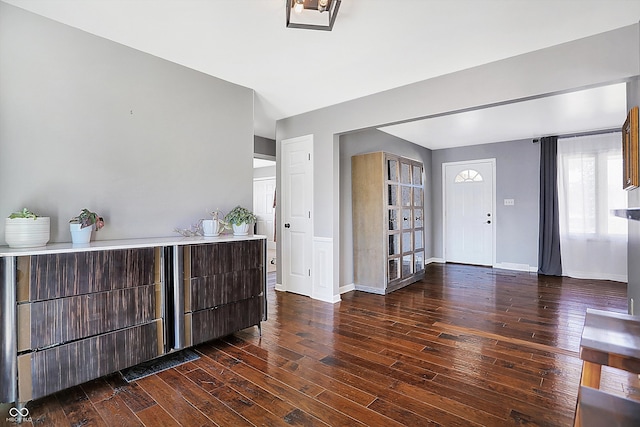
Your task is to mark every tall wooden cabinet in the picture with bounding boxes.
[352,152,425,294]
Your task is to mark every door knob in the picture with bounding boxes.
[486,220,491,224]
[284,223,291,228]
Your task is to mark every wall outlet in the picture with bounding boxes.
[504,198,515,206]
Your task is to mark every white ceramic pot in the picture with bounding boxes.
[5,217,50,248]
[232,222,250,236]
[202,219,221,237]
[70,223,92,244]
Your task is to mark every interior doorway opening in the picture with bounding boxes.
[253,157,277,274]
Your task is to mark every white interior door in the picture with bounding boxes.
[281,135,313,296]
[444,159,495,266]
[253,178,276,250]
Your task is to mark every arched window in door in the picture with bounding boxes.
[454,169,484,183]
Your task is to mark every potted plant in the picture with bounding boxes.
[5,208,50,248]
[224,206,257,236]
[69,208,104,244]
[202,209,228,237]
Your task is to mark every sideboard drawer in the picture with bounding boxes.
[18,283,160,351]
[18,319,163,401]
[187,297,262,346]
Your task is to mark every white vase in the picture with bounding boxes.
[202,219,221,237]
[5,217,50,248]
[232,222,250,236]
[70,223,92,244]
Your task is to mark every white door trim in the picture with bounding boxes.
[442,158,496,266]
[281,134,314,296]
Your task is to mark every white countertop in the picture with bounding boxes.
[0,234,267,257]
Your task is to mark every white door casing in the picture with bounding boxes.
[281,135,313,296]
[443,159,495,266]
[253,178,276,250]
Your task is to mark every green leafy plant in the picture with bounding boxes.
[70,208,105,231]
[8,208,39,219]
[224,206,257,226]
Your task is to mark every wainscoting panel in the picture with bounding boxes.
[312,237,338,303]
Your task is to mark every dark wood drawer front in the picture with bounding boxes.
[191,297,262,346]
[25,284,157,350]
[29,248,155,301]
[190,240,263,276]
[190,269,262,312]
[21,320,162,401]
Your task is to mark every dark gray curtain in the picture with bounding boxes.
[538,136,562,275]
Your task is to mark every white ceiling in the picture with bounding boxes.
[380,83,628,149]
[5,0,640,149]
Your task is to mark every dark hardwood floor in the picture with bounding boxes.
[4,264,639,426]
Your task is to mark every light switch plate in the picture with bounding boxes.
[504,199,515,206]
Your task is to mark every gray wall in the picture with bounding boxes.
[339,129,432,287]
[431,139,540,268]
[0,3,254,242]
[627,76,640,314]
[276,24,640,295]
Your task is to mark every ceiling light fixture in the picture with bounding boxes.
[286,0,341,31]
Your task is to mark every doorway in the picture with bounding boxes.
[253,157,276,273]
[443,159,496,266]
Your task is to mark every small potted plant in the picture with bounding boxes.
[202,209,228,237]
[224,206,257,236]
[5,208,50,248]
[69,208,104,244]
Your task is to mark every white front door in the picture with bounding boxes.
[444,159,495,266]
[253,178,276,250]
[281,135,313,296]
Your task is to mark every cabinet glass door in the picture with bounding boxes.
[388,209,400,231]
[385,155,425,284]
[414,209,423,228]
[388,184,398,206]
[412,165,423,186]
[400,162,411,184]
[388,258,400,282]
[414,251,424,273]
[387,159,398,181]
[388,234,400,256]
[402,254,413,277]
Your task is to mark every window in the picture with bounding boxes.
[454,169,483,183]
[560,140,627,236]
[557,132,627,282]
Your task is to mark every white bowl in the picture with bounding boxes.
[5,217,50,248]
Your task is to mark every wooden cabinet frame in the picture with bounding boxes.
[623,106,639,190]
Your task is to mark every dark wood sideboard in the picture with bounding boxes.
[0,236,266,407]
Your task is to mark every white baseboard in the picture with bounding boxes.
[493,262,533,272]
[426,257,445,264]
[353,284,386,295]
[274,283,285,292]
[340,283,355,294]
[562,270,627,283]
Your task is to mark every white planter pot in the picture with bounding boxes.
[202,219,221,237]
[5,217,50,248]
[232,222,250,236]
[70,223,92,244]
